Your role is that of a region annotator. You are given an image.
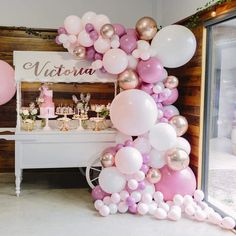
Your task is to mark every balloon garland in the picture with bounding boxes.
[56,12,235,231]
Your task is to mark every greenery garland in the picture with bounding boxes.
[185,0,232,29]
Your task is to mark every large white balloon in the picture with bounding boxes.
[151,25,196,68]
[110,89,158,136]
[149,149,166,168]
[149,123,177,151]
[92,14,110,32]
[81,11,97,26]
[99,167,126,194]
[115,147,143,175]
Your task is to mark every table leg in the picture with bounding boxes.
[15,173,22,197]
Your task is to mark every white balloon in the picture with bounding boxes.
[193,189,205,202]
[58,34,68,44]
[149,123,177,151]
[133,137,152,154]
[68,34,77,44]
[220,217,235,229]
[103,196,112,205]
[176,137,191,155]
[131,191,142,203]
[159,202,170,212]
[99,167,126,194]
[99,205,110,217]
[128,179,139,190]
[154,208,167,219]
[118,202,128,213]
[195,209,207,221]
[77,30,93,47]
[94,36,111,54]
[111,39,120,49]
[64,15,82,35]
[168,208,181,221]
[94,200,104,211]
[148,202,158,215]
[142,193,153,204]
[137,40,150,50]
[109,203,118,214]
[120,190,129,201]
[173,194,184,206]
[115,132,132,144]
[140,51,150,61]
[149,149,166,168]
[110,89,158,136]
[183,195,194,206]
[137,203,149,215]
[151,25,196,68]
[115,147,143,175]
[110,193,121,204]
[208,212,222,225]
[153,82,164,94]
[93,14,110,32]
[82,11,97,26]
[184,204,195,216]
[153,191,164,203]
[133,171,145,181]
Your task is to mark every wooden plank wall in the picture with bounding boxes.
[0,27,115,172]
[168,1,236,178]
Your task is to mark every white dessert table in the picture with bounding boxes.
[0,124,117,196]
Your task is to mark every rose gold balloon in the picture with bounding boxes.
[164,76,179,89]
[118,69,140,90]
[73,46,86,59]
[146,168,162,184]
[166,148,190,171]
[100,152,115,168]
[169,115,188,136]
[100,24,115,39]
[135,17,158,41]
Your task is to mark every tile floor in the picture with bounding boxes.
[0,173,235,236]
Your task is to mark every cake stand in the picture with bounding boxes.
[90,117,105,131]
[72,115,88,131]
[57,117,71,131]
[38,115,58,131]
[55,112,75,119]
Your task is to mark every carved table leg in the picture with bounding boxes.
[15,175,21,197]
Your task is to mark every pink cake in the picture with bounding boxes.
[40,87,55,117]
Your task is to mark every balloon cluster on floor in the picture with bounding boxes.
[57,12,235,231]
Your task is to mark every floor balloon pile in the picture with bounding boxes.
[56,11,235,231]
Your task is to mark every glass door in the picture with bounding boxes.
[203,12,236,219]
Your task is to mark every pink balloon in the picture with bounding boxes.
[78,30,93,47]
[86,46,96,60]
[57,27,67,35]
[0,61,16,105]
[163,105,179,119]
[126,28,138,39]
[120,34,137,54]
[137,57,164,83]
[155,166,196,201]
[91,185,110,201]
[113,23,126,37]
[162,88,179,105]
[103,48,128,74]
[140,83,153,95]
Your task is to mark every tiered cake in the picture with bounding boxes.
[39,86,55,117]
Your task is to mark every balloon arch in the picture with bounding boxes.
[55,12,235,229]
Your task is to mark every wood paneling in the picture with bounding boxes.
[168,1,236,179]
[0,27,114,172]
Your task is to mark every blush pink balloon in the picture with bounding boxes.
[163,105,180,119]
[140,83,153,95]
[91,185,110,200]
[0,61,16,105]
[162,88,179,105]
[113,23,126,37]
[86,47,96,60]
[137,57,164,84]
[126,28,138,39]
[120,34,137,54]
[155,165,196,201]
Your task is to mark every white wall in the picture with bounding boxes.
[0,0,160,29]
[159,0,216,26]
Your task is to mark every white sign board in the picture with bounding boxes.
[13,51,117,83]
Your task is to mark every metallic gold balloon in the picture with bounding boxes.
[169,115,188,136]
[100,152,115,168]
[164,76,179,89]
[135,17,158,41]
[73,46,86,59]
[146,168,162,184]
[166,148,190,171]
[100,24,115,39]
[118,69,140,90]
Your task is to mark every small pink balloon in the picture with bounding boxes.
[115,144,124,152]
[155,165,196,201]
[163,105,179,119]
[55,36,62,45]
[138,181,146,190]
[140,83,153,95]
[0,60,16,105]
[113,23,126,37]
[129,203,138,214]
[125,140,134,147]
[162,88,179,105]
[126,28,138,39]
[85,23,94,33]
[103,146,117,156]
[151,94,159,103]
[142,154,150,164]
[89,30,99,41]
[86,46,96,60]
[120,34,137,54]
[94,53,103,60]
[140,164,149,174]
[58,27,67,35]
[137,57,164,83]
[91,185,110,200]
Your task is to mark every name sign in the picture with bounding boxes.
[13,51,116,83]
